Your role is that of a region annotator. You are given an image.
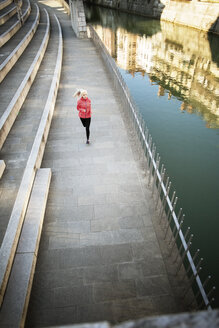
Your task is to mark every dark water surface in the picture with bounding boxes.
[85,4,219,307]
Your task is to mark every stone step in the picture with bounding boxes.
[0,3,39,82]
[0,11,63,306]
[0,7,49,149]
[0,168,52,328]
[0,0,30,47]
[0,0,17,26]
[0,0,13,11]
[0,159,5,178]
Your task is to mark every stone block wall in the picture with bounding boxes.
[70,0,87,38]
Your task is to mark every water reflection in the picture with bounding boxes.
[86,5,219,128]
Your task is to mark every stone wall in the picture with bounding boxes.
[85,0,219,35]
[70,0,87,38]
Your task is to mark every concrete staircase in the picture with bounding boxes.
[0,0,63,326]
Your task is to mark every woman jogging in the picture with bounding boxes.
[74,89,92,144]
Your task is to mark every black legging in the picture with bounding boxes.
[80,117,91,141]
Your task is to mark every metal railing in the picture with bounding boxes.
[88,24,216,310]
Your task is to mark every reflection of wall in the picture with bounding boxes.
[95,25,116,56]
[85,0,166,18]
[93,24,219,127]
[161,1,219,35]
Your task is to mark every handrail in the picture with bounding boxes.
[88,24,216,310]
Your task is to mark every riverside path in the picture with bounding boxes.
[25,1,186,326]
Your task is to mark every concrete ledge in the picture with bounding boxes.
[0,4,40,83]
[0,160,6,179]
[0,8,49,150]
[0,13,63,307]
[0,3,17,26]
[0,0,13,11]
[57,0,70,15]
[0,0,31,47]
[0,168,52,328]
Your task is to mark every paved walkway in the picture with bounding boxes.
[26,1,182,327]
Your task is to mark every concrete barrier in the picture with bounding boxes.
[0,12,63,307]
[0,0,13,11]
[0,0,31,47]
[0,160,6,179]
[0,3,17,26]
[0,8,49,150]
[57,0,70,14]
[0,168,52,328]
[0,4,40,83]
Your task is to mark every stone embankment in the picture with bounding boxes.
[85,0,219,34]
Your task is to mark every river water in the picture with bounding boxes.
[84,4,219,307]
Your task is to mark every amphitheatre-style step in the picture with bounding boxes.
[0,0,13,11]
[0,0,18,26]
[0,7,49,149]
[0,10,63,307]
[0,168,51,328]
[0,0,30,47]
[0,3,40,82]
[0,160,6,178]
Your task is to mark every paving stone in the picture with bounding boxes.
[91,218,119,232]
[80,231,114,247]
[45,221,91,234]
[112,297,156,323]
[33,267,84,289]
[136,276,173,297]
[25,306,77,328]
[151,294,179,314]
[93,281,137,303]
[53,285,93,307]
[79,246,102,266]
[110,229,144,244]
[131,240,162,260]
[45,204,94,221]
[48,235,80,249]
[77,303,114,324]
[141,257,166,276]
[99,244,133,264]
[118,216,145,229]
[36,248,85,271]
[78,193,107,206]
[106,191,145,204]
[119,261,145,280]
[83,264,118,284]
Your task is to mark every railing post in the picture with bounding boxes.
[155,165,165,209]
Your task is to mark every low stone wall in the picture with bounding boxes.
[85,0,219,35]
[70,0,87,38]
